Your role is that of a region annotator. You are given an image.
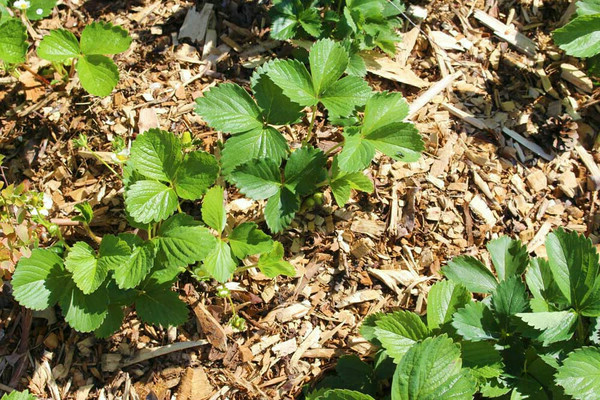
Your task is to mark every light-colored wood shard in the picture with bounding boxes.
[178,4,213,43]
[469,194,497,226]
[473,9,537,57]
[560,63,593,93]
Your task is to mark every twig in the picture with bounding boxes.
[121,340,208,367]
[407,73,460,119]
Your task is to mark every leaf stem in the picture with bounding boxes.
[20,64,51,86]
[304,105,318,145]
[234,263,258,275]
[84,144,120,177]
[83,223,101,244]
[325,141,344,156]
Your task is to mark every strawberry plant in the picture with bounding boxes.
[308,229,600,399]
[10,129,294,336]
[37,21,132,96]
[1,389,37,400]
[195,39,423,232]
[553,0,600,75]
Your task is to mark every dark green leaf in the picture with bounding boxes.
[264,187,299,233]
[309,39,348,94]
[491,276,530,318]
[113,242,155,290]
[202,240,237,282]
[321,76,372,117]
[136,281,187,327]
[330,156,374,206]
[228,222,273,259]
[553,15,600,58]
[452,302,499,341]
[94,304,124,338]
[129,128,182,182]
[220,127,289,175]
[125,180,178,224]
[487,236,529,281]
[426,280,471,330]
[442,256,498,294]
[60,283,108,333]
[267,59,317,106]
[576,0,600,15]
[517,311,578,345]
[461,341,503,379]
[229,158,282,200]
[284,146,327,195]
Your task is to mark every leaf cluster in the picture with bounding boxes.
[1,389,38,400]
[311,229,600,400]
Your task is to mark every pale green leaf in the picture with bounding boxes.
[556,347,600,400]
[264,187,299,233]
[229,158,281,200]
[228,222,273,259]
[373,310,429,363]
[338,127,375,173]
[136,280,187,327]
[125,180,178,224]
[330,169,374,206]
[80,21,131,55]
[26,0,56,20]
[65,242,106,294]
[202,240,237,282]
[221,127,289,175]
[76,54,119,97]
[576,0,600,15]
[12,249,70,310]
[59,283,108,333]
[173,151,219,200]
[202,186,226,233]
[37,28,78,62]
[526,257,566,304]
[73,201,94,224]
[442,256,498,294]
[365,123,424,163]
[0,19,27,64]
[309,39,348,94]
[426,280,471,330]
[487,236,529,281]
[553,15,600,58]
[257,241,296,278]
[98,234,131,270]
[0,389,37,400]
[268,59,317,106]
[129,128,182,182]
[318,389,376,400]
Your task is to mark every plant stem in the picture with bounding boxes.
[577,315,586,344]
[304,105,318,145]
[234,263,258,274]
[325,141,344,156]
[83,223,101,244]
[20,64,51,86]
[85,145,120,177]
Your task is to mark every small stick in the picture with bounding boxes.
[407,72,460,120]
[121,340,208,367]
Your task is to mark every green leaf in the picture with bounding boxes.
[526,257,566,304]
[330,156,374,206]
[80,21,131,55]
[461,341,503,379]
[516,311,578,345]
[360,312,385,344]
[321,76,372,117]
[284,146,327,195]
[324,354,377,394]
[309,39,348,94]
[257,241,296,278]
[12,249,70,310]
[229,158,281,200]
[228,222,273,259]
[556,347,600,400]
[487,236,529,281]
[173,151,219,200]
[452,302,499,341]
[26,0,56,20]
[94,304,124,338]
[426,280,471,330]
[443,256,498,294]
[268,59,317,106]
[365,123,424,163]
[76,54,119,96]
[65,242,106,294]
[317,390,376,400]
[221,127,289,175]
[136,281,187,327]
[0,19,27,64]
[98,234,131,270]
[251,62,304,125]
[125,180,178,224]
[553,15,600,58]
[491,276,530,318]
[362,92,410,136]
[202,186,226,233]
[37,28,79,62]
[269,0,299,40]
[298,8,322,37]
[391,335,477,400]
[154,214,217,268]
[73,201,94,224]
[0,389,37,400]
[195,83,263,134]
[546,228,600,314]
[264,187,299,233]
[129,128,182,182]
[113,242,155,290]
[338,127,375,173]
[576,0,600,16]
[590,317,600,344]
[202,240,237,282]
[60,283,108,332]
[373,310,430,363]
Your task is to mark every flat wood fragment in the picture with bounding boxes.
[469,194,497,226]
[575,143,600,190]
[473,9,537,57]
[527,220,553,252]
[560,63,593,93]
[361,51,430,88]
[178,4,213,43]
[502,127,554,161]
[441,103,491,131]
[192,302,227,351]
[336,289,381,308]
[121,341,208,367]
[408,73,460,119]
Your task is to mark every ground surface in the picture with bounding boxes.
[1,0,599,399]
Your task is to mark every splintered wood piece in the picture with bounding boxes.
[407,73,460,119]
[441,103,491,131]
[336,289,381,308]
[575,143,600,191]
[178,4,214,43]
[361,51,430,88]
[502,127,554,161]
[560,63,593,94]
[527,220,553,252]
[469,194,497,226]
[473,9,537,57]
[121,340,208,367]
[192,302,227,351]
[177,367,213,400]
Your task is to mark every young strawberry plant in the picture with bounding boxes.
[10,129,294,336]
[195,38,423,232]
[553,0,600,75]
[308,228,600,399]
[37,21,132,96]
[1,389,37,400]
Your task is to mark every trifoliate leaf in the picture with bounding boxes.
[546,228,600,315]
[452,302,499,341]
[461,341,503,379]
[251,62,304,125]
[80,21,131,55]
[38,29,80,62]
[154,214,217,268]
[0,19,27,64]
[173,151,219,200]
[391,335,477,400]
[113,242,155,290]
[442,256,498,294]
[0,389,37,400]
[269,0,299,40]
[257,241,296,278]
[59,283,108,332]
[265,187,299,233]
[195,83,263,134]
[321,76,372,117]
[125,180,178,224]
[364,122,424,163]
[362,92,410,135]
[76,54,119,97]
[228,222,273,259]
[426,280,471,330]
[229,158,282,200]
[553,15,600,58]
[94,304,124,338]
[136,281,187,327]
[12,249,70,310]
[298,8,322,37]
[555,347,600,400]
[201,186,226,233]
[284,146,327,195]
[373,310,430,363]
[73,201,94,224]
[129,128,182,182]
[486,236,529,281]
[221,127,289,175]
[26,0,56,20]
[202,240,237,282]
[267,59,317,106]
[98,234,131,270]
[65,242,106,294]
[309,39,348,94]
[338,127,375,173]
[330,155,374,206]
[491,276,530,319]
[516,311,578,346]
